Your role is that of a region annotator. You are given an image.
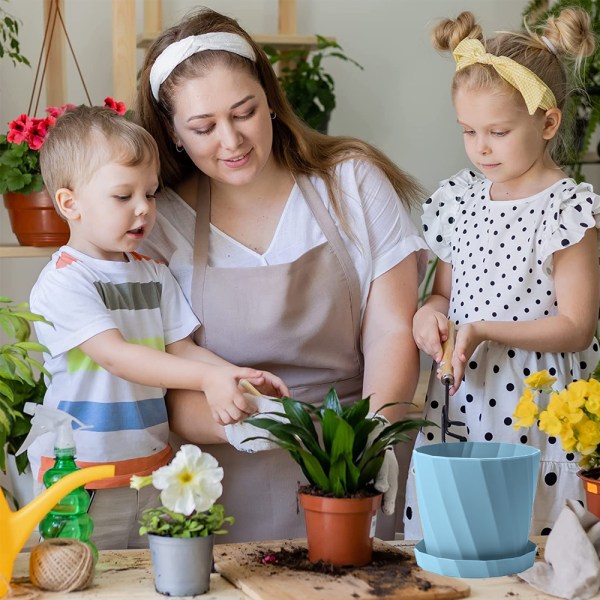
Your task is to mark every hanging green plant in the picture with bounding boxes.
[0,0,29,67]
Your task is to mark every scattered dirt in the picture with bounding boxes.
[253,543,435,597]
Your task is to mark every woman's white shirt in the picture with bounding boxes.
[141,159,428,319]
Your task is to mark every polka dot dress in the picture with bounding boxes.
[403,169,600,540]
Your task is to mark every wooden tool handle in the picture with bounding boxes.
[239,379,262,397]
[440,320,456,383]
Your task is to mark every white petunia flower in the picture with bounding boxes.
[151,445,224,515]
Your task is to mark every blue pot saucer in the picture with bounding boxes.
[414,539,537,579]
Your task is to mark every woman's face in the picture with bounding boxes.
[170,64,274,187]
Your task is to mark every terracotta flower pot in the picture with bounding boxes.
[299,492,381,567]
[3,188,69,247]
[577,469,600,519]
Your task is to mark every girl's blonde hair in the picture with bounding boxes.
[41,105,159,202]
[136,6,423,230]
[431,8,596,161]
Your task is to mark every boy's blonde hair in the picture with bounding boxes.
[40,105,160,202]
[432,8,596,162]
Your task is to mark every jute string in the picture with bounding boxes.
[29,539,95,592]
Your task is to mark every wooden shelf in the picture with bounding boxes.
[136,33,331,51]
[0,245,56,258]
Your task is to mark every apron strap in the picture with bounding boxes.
[294,174,362,350]
[191,175,211,326]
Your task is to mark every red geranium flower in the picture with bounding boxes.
[46,104,75,119]
[7,114,33,144]
[0,98,129,194]
[27,118,51,151]
[104,97,126,115]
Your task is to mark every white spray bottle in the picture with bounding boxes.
[17,403,98,556]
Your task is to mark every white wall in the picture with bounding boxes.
[0,0,531,302]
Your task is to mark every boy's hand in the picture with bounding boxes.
[413,306,450,363]
[203,366,265,426]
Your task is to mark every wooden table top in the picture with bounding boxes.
[10,538,594,600]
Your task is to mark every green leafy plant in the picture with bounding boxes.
[244,388,431,497]
[0,297,50,476]
[263,35,363,132]
[523,0,600,179]
[131,444,234,538]
[0,0,29,67]
[138,504,232,538]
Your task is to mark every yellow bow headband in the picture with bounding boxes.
[453,38,557,115]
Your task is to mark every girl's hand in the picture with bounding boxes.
[413,305,451,362]
[450,322,483,394]
[245,371,290,398]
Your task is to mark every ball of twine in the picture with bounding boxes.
[29,539,95,592]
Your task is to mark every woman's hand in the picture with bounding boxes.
[245,370,289,398]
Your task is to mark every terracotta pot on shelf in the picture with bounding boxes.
[3,188,69,247]
[299,491,381,567]
[577,469,600,519]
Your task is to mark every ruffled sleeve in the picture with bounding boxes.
[539,181,600,275]
[421,169,482,262]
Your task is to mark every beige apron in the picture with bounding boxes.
[191,175,397,542]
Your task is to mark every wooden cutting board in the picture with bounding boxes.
[214,539,470,600]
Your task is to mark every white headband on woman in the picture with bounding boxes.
[150,32,256,100]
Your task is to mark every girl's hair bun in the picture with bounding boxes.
[432,11,483,53]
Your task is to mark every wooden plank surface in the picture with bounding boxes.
[214,539,470,600]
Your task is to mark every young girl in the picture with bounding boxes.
[404,7,600,540]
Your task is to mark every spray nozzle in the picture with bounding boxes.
[16,403,92,456]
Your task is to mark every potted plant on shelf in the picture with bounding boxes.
[244,388,430,566]
[523,0,600,179]
[130,444,234,597]
[513,366,600,517]
[0,97,127,247]
[0,297,50,508]
[263,35,363,133]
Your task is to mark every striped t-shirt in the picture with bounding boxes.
[28,246,200,488]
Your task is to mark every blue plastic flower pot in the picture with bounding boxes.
[413,442,540,562]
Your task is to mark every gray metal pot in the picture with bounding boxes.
[148,534,214,596]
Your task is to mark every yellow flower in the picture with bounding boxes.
[575,418,600,454]
[539,409,562,436]
[517,365,600,469]
[585,393,600,418]
[588,378,600,395]
[558,422,577,452]
[513,388,539,429]
[524,370,557,391]
[565,380,588,409]
[547,391,570,420]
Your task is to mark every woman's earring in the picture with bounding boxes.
[175,142,184,153]
[270,111,276,120]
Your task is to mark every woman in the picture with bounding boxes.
[137,6,428,542]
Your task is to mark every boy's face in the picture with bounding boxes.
[65,159,159,261]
